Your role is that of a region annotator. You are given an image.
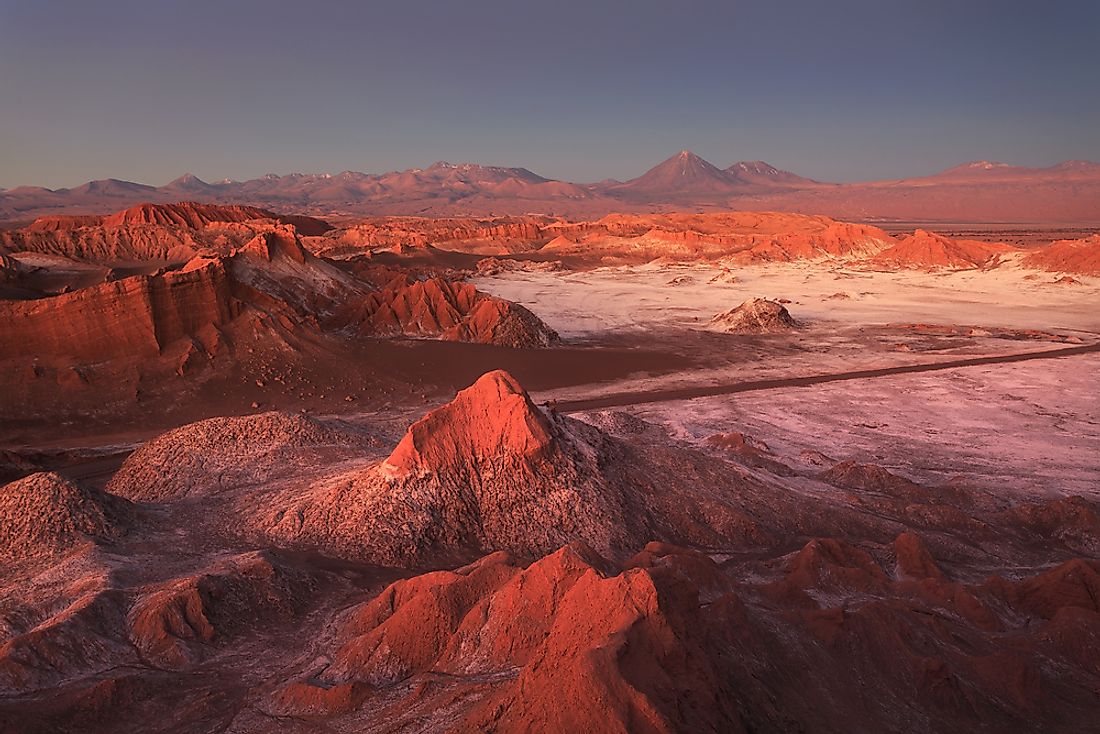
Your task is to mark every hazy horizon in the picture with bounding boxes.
[2,0,1098,189]
[6,150,1100,193]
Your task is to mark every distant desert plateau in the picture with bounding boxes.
[1,194,1099,733]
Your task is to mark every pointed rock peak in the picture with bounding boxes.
[893,532,945,581]
[906,228,953,243]
[787,538,888,589]
[384,370,557,475]
[238,226,307,264]
[167,173,209,187]
[662,149,715,166]
[819,460,918,492]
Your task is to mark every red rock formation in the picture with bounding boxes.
[0,259,241,361]
[1,202,331,262]
[333,275,559,347]
[1001,496,1100,554]
[474,256,563,275]
[784,537,889,592]
[0,224,377,380]
[990,559,1100,620]
[260,370,638,564]
[272,543,749,732]
[385,370,555,474]
[873,229,1016,269]
[0,589,132,692]
[1022,235,1100,276]
[820,460,924,496]
[541,211,895,264]
[893,532,947,581]
[29,202,331,235]
[705,431,796,475]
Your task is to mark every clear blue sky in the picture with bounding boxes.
[2,0,1098,189]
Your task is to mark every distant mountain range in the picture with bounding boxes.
[3,151,1099,223]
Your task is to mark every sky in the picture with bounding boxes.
[1,0,1098,189]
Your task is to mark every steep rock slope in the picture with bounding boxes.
[332,275,559,347]
[271,544,749,732]
[0,260,240,361]
[1,202,331,262]
[261,370,643,564]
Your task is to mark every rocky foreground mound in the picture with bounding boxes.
[107,412,374,502]
[269,543,747,731]
[264,538,1100,733]
[260,370,642,564]
[708,297,797,333]
[0,472,131,563]
[3,370,1100,731]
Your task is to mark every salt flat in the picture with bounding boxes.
[474,258,1100,337]
[478,261,1100,501]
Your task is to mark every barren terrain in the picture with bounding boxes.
[1,203,1098,733]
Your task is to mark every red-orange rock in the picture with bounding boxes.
[333,275,558,347]
[1022,234,1100,276]
[872,229,1016,269]
[385,370,555,474]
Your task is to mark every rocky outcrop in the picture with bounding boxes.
[384,370,555,474]
[335,216,549,251]
[0,225,371,368]
[708,298,797,334]
[0,259,241,361]
[270,543,749,732]
[872,229,1016,269]
[333,275,559,347]
[29,202,331,235]
[1022,235,1100,276]
[1,202,331,262]
[0,472,131,563]
[127,551,316,669]
[820,460,924,495]
[107,412,373,502]
[540,211,896,264]
[263,370,638,564]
